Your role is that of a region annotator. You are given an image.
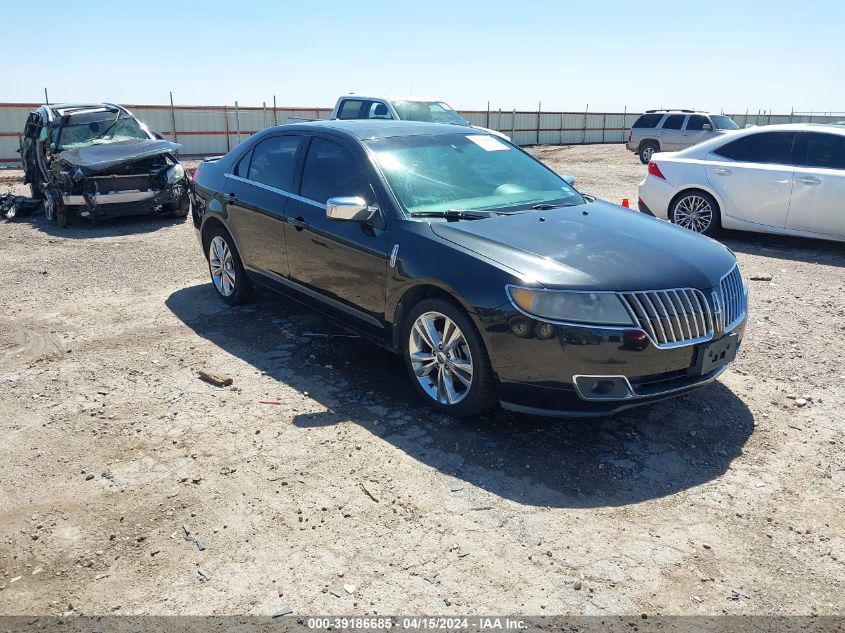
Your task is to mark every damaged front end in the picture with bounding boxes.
[45,139,189,222]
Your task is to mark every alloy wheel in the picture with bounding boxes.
[673,195,713,233]
[641,145,655,162]
[408,311,474,405]
[209,235,236,296]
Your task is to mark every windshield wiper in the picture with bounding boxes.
[411,209,491,220]
[529,201,581,210]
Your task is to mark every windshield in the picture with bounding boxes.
[367,133,584,214]
[390,100,469,126]
[710,115,739,130]
[55,114,150,151]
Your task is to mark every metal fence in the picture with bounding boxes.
[2,102,843,167]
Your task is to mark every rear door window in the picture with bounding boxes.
[686,115,709,130]
[337,100,364,120]
[300,137,371,203]
[632,114,663,128]
[234,150,253,178]
[712,132,797,165]
[366,101,392,119]
[661,114,686,130]
[247,136,302,191]
[794,132,845,170]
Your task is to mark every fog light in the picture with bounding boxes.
[573,375,633,401]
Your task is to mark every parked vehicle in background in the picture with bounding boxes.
[627,110,739,164]
[330,95,511,140]
[20,103,189,226]
[191,119,746,418]
[638,123,845,242]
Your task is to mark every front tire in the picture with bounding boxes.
[402,298,495,418]
[639,141,659,164]
[670,190,721,237]
[205,227,251,305]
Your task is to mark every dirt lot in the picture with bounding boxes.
[0,144,842,617]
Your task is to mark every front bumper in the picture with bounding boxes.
[61,179,188,220]
[481,309,746,417]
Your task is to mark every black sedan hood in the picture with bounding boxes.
[58,139,181,175]
[428,200,737,291]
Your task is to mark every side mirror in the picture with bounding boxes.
[153,131,166,140]
[560,173,576,186]
[702,124,713,131]
[326,196,376,222]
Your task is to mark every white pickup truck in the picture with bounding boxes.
[326,95,511,140]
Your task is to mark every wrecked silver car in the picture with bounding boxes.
[20,103,189,226]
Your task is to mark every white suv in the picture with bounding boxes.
[627,110,739,163]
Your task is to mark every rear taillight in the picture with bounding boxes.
[628,131,632,143]
[648,161,665,180]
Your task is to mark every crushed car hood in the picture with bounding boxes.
[428,199,737,291]
[58,139,181,175]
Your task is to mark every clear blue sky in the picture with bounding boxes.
[2,0,842,113]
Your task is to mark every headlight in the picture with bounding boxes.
[166,163,185,184]
[507,285,635,326]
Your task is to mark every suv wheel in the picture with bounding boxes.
[639,141,659,164]
[402,298,495,418]
[670,191,721,237]
[206,227,251,305]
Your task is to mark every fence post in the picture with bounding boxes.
[169,91,178,145]
[601,112,607,144]
[223,105,230,152]
[273,95,278,126]
[622,105,627,143]
[262,102,267,129]
[486,101,490,129]
[582,104,589,145]
[511,108,516,143]
[536,102,541,146]
[44,87,49,105]
[497,108,501,133]
[560,111,565,145]
[235,101,241,144]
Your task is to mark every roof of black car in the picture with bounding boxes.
[284,119,483,140]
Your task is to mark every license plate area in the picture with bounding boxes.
[692,334,738,376]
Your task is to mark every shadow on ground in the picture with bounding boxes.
[5,209,186,239]
[722,231,845,267]
[167,283,754,509]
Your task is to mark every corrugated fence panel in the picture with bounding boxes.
[2,103,842,165]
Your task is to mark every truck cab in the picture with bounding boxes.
[330,96,510,140]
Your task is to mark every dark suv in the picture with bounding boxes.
[627,110,739,163]
[191,120,746,417]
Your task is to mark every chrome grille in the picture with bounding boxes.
[719,265,747,333]
[618,288,714,348]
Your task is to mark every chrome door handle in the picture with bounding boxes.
[712,168,731,176]
[796,175,821,185]
[225,192,237,203]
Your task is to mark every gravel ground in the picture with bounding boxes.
[0,144,843,617]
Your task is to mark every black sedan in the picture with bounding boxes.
[190,120,747,417]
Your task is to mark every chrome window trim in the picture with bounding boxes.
[224,173,325,209]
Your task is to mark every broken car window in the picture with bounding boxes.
[54,115,149,151]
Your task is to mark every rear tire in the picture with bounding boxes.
[402,298,496,418]
[205,226,251,305]
[639,141,659,164]
[669,190,721,237]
